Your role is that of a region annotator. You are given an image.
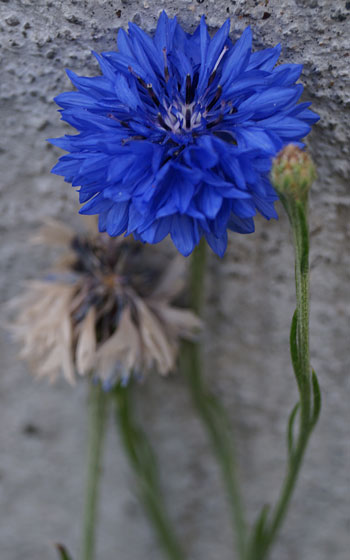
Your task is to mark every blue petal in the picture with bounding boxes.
[227,215,255,234]
[269,64,303,86]
[127,203,144,232]
[197,16,210,93]
[117,28,134,58]
[234,126,282,153]
[232,199,256,218]
[207,18,230,69]
[78,184,100,203]
[247,44,281,72]
[98,211,109,232]
[220,27,252,86]
[114,73,141,110]
[80,153,110,174]
[252,192,278,219]
[221,156,246,189]
[198,185,223,219]
[154,11,170,50]
[288,103,320,124]
[170,215,199,257]
[197,18,230,93]
[173,178,195,213]
[60,109,117,132]
[103,186,132,202]
[92,51,117,81]
[102,52,148,81]
[54,91,98,109]
[106,202,129,236]
[128,22,164,77]
[51,155,81,177]
[66,70,115,96]
[155,197,177,218]
[213,201,230,236]
[258,115,311,138]
[238,87,303,119]
[186,136,219,168]
[153,10,179,53]
[204,231,227,257]
[49,132,125,154]
[296,109,319,124]
[224,70,269,97]
[80,193,113,215]
[107,154,136,182]
[139,217,171,243]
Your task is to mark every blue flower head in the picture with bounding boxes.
[50,13,319,257]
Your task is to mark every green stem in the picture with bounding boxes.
[182,240,247,560]
[114,383,184,560]
[257,198,316,558]
[82,382,108,560]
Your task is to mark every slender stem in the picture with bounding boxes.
[114,382,184,560]
[188,237,207,315]
[259,199,314,557]
[81,382,108,560]
[265,431,310,549]
[182,239,247,560]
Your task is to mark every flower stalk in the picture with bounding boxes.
[263,198,320,554]
[81,382,108,560]
[182,239,247,560]
[247,147,321,559]
[114,382,184,560]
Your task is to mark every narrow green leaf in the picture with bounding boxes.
[255,504,270,540]
[114,383,184,560]
[311,369,321,427]
[287,402,300,457]
[248,504,270,558]
[54,544,73,560]
[290,309,302,383]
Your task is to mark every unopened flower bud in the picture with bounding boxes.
[271,145,316,203]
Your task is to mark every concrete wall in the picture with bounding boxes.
[1,1,349,559]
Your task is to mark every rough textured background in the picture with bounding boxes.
[0,1,349,559]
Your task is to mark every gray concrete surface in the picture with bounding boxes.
[0,1,349,559]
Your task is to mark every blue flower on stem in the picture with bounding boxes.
[50,12,319,257]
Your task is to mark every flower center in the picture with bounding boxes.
[125,46,230,140]
[155,81,224,136]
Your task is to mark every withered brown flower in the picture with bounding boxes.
[7,219,201,386]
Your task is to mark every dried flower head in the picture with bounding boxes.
[7,219,200,387]
[50,12,319,257]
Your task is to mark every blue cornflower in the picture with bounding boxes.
[50,12,319,257]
